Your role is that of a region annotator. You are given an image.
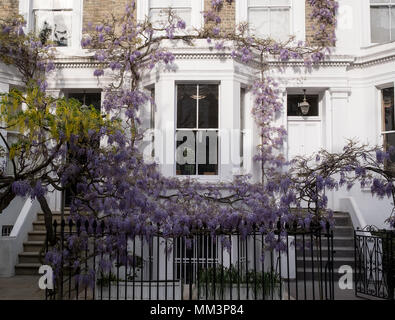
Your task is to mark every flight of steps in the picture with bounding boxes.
[296,211,355,281]
[14,210,70,276]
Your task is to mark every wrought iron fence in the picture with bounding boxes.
[355,228,395,300]
[44,219,335,300]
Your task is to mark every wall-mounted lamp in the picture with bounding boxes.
[298,89,310,116]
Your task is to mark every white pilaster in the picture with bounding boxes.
[329,87,351,153]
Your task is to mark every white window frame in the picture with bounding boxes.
[1,225,13,237]
[21,0,83,50]
[378,83,395,148]
[175,83,220,178]
[236,0,305,42]
[136,0,204,30]
[367,0,395,45]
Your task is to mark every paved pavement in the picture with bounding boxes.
[0,276,45,300]
[0,276,370,300]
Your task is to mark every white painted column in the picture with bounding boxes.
[219,79,240,180]
[329,88,351,153]
[155,76,175,177]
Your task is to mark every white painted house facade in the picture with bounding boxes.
[0,0,395,277]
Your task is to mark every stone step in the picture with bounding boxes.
[296,247,354,258]
[333,226,354,237]
[333,237,354,247]
[18,252,42,264]
[296,267,351,281]
[296,257,354,269]
[333,211,350,217]
[333,216,352,227]
[28,231,46,242]
[23,241,45,252]
[14,263,41,276]
[37,211,71,222]
[32,221,46,231]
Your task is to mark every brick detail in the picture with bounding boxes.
[305,0,315,44]
[204,0,235,34]
[0,0,19,20]
[82,0,130,31]
[305,0,335,45]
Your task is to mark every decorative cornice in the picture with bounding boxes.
[350,54,395,69]
[53,51,395,70]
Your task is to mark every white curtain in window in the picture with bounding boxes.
[370,0,395,43]
[247,0,290,41]
[34,10,72,47]
[149,0,192,27]
[371,6,390,43]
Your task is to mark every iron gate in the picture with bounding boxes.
[354,228,395,300]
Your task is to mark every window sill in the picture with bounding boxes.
[175,175,221,183]
[287,116,321,121]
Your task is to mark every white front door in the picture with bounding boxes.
[286,93,323,160]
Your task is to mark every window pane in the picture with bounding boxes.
[287,95,319,117]
[383,87,395,163]
[248,8,270,37]
[53,12,72,46]
[68,92,101,111]
[150,8,191,27]
[383,87,395,132]
[270,8,290,41]
[248,8,289,41]
[34,10,72,47]
[197,131,218,175]
[392,7,395,41]
[177,85,197,128]
[198,84,218,129]
[176,130,196,175]
[371,6,390,43]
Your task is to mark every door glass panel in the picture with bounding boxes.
[287,95,319,117]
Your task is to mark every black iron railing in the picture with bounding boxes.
[355,228,395,300]
[45,219,335,300]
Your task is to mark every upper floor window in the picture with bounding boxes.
[370,0,395,44]
[137,0,203,30]
[150,0,192,27]
[176,84,219,176]
[33,1,74,47]
[248,0,291,41]
[30,0,82,48]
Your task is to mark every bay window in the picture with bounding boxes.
[176,84,219,176]
[247,0,291,41]
[370,0,395,43]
